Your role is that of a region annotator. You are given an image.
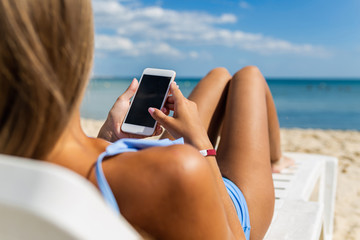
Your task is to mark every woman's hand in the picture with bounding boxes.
[98,78,163,142]
[149,82,213,150]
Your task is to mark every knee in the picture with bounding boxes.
[209,67,231,76]
[207,67,232,82]
[233,65,265,85]
[237,65,262,77]
[242,65,261,72]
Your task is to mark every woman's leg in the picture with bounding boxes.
[187,67,232,145]
[162,66,287,238]
[216,66,275,239]
[186,67,286,166]
[265,83,295,172]
[187,66,282,238]
[185,68,250,236]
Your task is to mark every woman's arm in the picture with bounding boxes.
[95,80,245,239]
[89,144,242,240]
[149,82,213,151]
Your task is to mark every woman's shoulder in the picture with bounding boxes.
[90,142,203,192]
[96,141,197,175]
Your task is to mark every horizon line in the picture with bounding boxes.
[91,76,360,80]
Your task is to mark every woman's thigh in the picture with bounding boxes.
[187,67,232,144]
[217,66,274,239]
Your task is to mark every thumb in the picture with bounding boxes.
[148,107,171,128]
[121,78,138,100]
[169,81,184,103]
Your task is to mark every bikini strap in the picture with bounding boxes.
[96,151,121,214]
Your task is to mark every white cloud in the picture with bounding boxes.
[92,0,330,58]
[95,35,182,57]
[239,1,251,9]
[92,1,125,14]
[95,35,134,51]
[189,51,199,59]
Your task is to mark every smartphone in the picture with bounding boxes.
[121,68,176,136]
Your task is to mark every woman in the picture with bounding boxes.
[0,0,292,239]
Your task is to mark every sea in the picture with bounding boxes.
[81,77,360,130]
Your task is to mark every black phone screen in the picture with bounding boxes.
[124,74,172,127]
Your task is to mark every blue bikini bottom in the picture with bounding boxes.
[223,177,251,240]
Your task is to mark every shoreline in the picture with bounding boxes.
[81,118,360,239]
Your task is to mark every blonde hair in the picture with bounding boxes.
[0,0,94,159]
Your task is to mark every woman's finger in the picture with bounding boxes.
[120,78,139,101]
[154,124,163,136]
[164,103,174,111]
[166,95,175,104]
[161,107,170,115]
[169,82,184,103]
[149,107,173,130]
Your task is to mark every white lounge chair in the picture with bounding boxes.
[265,153,338,240]
[0,152,337,240]
[0,154,141,240]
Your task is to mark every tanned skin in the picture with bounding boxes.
[47,66,293,240]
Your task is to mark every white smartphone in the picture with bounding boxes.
[121,68,176,136]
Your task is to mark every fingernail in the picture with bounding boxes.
[148,107,155,114]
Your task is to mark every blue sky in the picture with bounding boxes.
[92,0,360,78]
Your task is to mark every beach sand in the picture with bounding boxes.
[81,118,360,239]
